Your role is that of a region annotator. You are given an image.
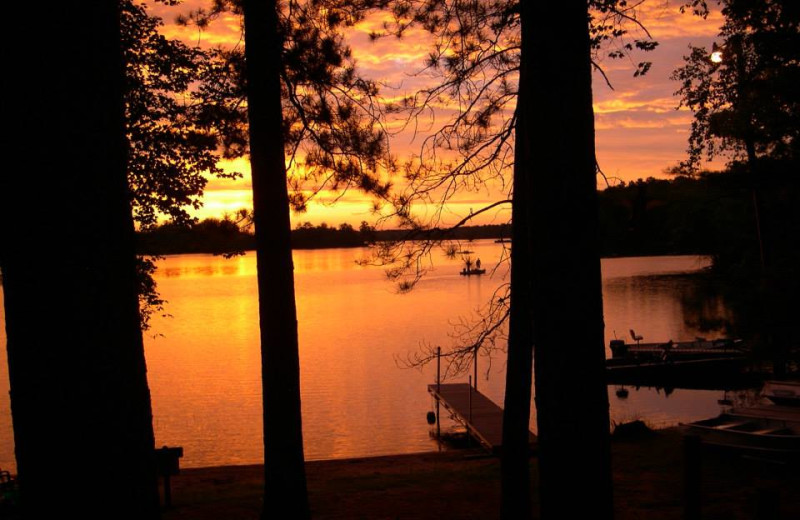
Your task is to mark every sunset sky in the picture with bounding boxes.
[147,1,727,227]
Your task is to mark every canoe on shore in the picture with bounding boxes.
[763,380,800,406]
[684,405,800,459]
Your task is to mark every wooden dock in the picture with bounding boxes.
[428,383,536,453]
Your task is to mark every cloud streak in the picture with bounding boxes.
[143,0,727,225]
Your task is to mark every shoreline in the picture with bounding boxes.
[162,428,799,519]
[180,447,447,472]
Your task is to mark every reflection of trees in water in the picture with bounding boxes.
[728,388,763,409]
[675,273,739,337]
[603,271,733,342]
[677,271,800,372]
[610,270,755,340]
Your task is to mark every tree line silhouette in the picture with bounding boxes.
[135,219,511,254]
[135,170,794,264]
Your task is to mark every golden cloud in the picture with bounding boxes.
[141,0,727,225]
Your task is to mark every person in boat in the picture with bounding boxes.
[475,258,481,269]
[465,258,472,271]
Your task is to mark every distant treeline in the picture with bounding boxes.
[600,164,799,270]
[135,219,512,255]
[598,173,738,258]
[136,170,797,261]
[137,218,255,256]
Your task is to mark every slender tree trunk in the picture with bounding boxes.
[744,137,767,272]
[1,3,160,519]
[500,0,534,516]
[529,2,613,519]
[241,1,311,518]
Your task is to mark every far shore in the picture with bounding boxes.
[161,428,798,519]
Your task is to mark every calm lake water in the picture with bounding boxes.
[0,242,740,470]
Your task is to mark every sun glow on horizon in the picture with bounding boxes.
[143,0,725,227]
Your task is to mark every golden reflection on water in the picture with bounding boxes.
[0,245,736,470]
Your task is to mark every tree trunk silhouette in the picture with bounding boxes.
[241,1,311,518]
[502,2,613,519]
[1,3,160,519]
[500,0,535,515]
[529,2,613,519]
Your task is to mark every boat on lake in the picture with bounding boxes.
[460,256,485,276]
[609,337,748,362]
[606,336,753,389]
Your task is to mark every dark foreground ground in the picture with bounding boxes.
[161,429,799,520]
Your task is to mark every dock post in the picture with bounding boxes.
[436,347,441,440]
[473,346,478,392]
[468,375,473,424]
[468,375,473,447]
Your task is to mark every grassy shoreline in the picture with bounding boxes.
[161,428,798,519]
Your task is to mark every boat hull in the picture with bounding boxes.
[606,337,753,389]
[685,409,800,458]
[763,380,800,406]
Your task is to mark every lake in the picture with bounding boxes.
[0,241,740,471]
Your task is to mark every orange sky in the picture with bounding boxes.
[146,1,726,227]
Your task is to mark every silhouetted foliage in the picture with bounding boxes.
[673,0,800,372]
[374,2,657,518]
[177,0,395,210]
[360,0,663,317]
[134,172,793,268]
[136,218,514,254]
[120,0,249,326]
[707,159,800,368]
[598,174,750,258]
[597,167,800,370]
[130,0,396,326]
[374,0,659,233]
[293,222,365,248]
[137,216,254,256]
[122,0,242,228]
[673,0,800,172]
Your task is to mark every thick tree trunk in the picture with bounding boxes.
[530,2,613,519]
[1,3,160,519]
[241,1,311,518]
[500,0,534,516]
